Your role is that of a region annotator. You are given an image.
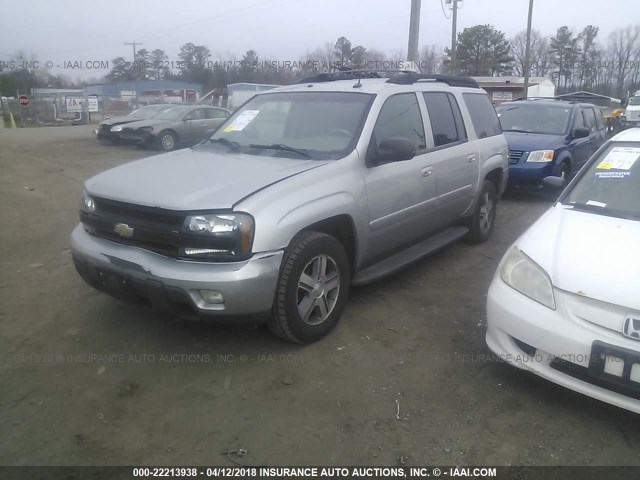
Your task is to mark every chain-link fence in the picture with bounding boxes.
[1,84,207,127]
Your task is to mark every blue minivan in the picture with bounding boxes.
[496,100,606,189]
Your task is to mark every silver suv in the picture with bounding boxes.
[71,71,508,344]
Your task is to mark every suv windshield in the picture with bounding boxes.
[628,96,640,106]
[496,103,572,135]
[209,91,373,159]
[127,105,169,119]
[562,142,640,220]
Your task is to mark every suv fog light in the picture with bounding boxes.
[200,290,224,304]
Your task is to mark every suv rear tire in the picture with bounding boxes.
[269,231,351,344]
[465,180,497,244]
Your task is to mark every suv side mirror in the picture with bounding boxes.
[369,138,416,165]
[572,127,590,139]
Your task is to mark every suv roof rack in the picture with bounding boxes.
[293,70,480,89]
[386,73,479,88]
[294,69,395,84]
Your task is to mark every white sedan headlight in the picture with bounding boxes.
[110,125,123,132]
[526,150,554,162]
[500,247,555,309]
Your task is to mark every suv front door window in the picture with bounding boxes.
[363,93,436,258]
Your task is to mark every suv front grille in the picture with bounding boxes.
[81,197,237,260]
[509,150,525,164]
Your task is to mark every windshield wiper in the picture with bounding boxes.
[562,202,640,220]
[503,129,532,134]
[248,143,312,159]
[209,137,241,150]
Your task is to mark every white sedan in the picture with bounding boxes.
[487,128,640,414]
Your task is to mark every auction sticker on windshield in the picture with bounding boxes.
[596,147,640,170]
[223,110,260,132]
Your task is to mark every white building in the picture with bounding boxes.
[471,77,556,104]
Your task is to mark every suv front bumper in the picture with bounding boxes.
[70,224,283,318]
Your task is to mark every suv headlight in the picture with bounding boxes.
[526,150,554,162]
[110,125,123,132]
[80,189,96,213]
[500,247,555,309]
[181,213,254,260]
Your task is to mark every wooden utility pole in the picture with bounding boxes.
[523,0,535,99]
[407,0,422,63]
[124,40,143,107]
[451,0,458,74]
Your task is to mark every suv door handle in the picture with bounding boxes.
[421,167,433,177]
[468,155,477,163]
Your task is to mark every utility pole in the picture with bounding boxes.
[124,40,143,107]
[407,0,422,67]
[522,0,534,99]
[451,0,458,74]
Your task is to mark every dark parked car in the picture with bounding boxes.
[95,104,173,144]
[496,100,606,189]
[119,105,231,150]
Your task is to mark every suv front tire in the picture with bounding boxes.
[269,231,351,344]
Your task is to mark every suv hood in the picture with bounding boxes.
[517,205,640,311]
[85,146,329,210]
[503,131,564,152]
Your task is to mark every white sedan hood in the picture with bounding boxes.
[517,205,640,311]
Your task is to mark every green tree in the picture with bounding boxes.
[351,45,367,68]
[106,57,133,82]
[178,42,211,85]
[578,26,599,88]
[334,37,352,68]
[549,26,581,91]
[149,49,169,80]
[446,25,513,76]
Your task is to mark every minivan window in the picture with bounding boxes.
[372,93,426,150]
[595,108,605,130]
[463,93,502,139]
[573,110,587,130]
[423,92,465,147]
[583,108,596,132]
[496,103,571,135]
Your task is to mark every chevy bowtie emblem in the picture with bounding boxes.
[114,223,134,238]
[623,316,640,341]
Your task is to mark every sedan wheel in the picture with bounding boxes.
[158,131,177,151]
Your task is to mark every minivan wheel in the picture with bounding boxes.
[269,231,351,344]
[158,130,177,151]
[465,180,497,244]
[559,162,571,185]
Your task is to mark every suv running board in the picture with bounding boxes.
[352,226,469,286]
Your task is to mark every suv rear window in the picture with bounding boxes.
[463,93,502,138]
[423,92,467,148]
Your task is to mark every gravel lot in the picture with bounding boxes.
[1,125,639,468]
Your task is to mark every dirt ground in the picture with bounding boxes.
[1,125,639,468]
